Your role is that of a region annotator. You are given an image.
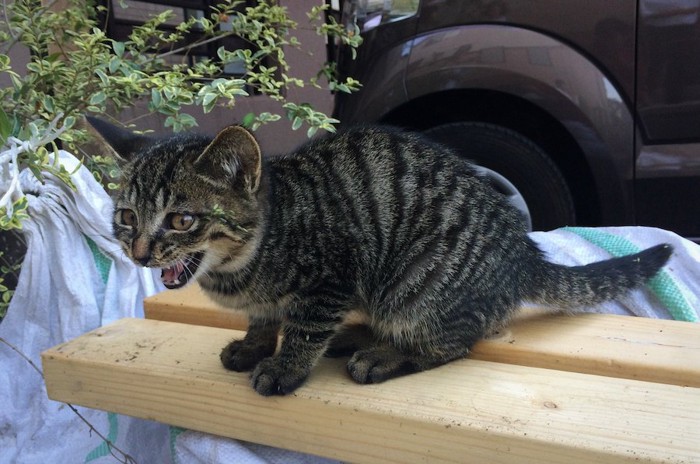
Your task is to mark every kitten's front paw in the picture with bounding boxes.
[250,357,310,396]
[220,339,270,372]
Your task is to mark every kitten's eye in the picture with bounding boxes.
[169,213,195,231]
[118,209,137,227]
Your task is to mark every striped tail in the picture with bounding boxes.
[528,244,673,309]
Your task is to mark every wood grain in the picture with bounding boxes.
[474,311,700,387]
[145,285,700,387]
[41,318,700,464]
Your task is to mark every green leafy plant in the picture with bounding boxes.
[0,0,362,231]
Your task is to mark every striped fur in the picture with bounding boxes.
[105,124,672,396]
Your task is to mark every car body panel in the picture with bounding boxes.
[636,142,700,238]
[333,15,419,123]
[415,0,638,104]
[634,1,700,240]
[637,1,700,143]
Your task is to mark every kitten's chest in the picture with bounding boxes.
[198,277,293,318]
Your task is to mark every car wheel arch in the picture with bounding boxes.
[392,24,636,225]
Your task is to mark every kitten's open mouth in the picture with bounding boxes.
[160,252,204,289]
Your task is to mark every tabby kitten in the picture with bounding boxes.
[94,118,672,396]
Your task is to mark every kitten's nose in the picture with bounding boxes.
[132,236,152,266]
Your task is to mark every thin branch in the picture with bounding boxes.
[0,336,137,464]
[153,30,238,62]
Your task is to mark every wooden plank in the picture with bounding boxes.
[141,285,612,331]
[144,284,248,330]
[145,286,700,387]
[474,312,700,388]
[41,318,700,464]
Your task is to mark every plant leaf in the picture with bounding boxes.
[0,108,11,146]
[113,41,125,58]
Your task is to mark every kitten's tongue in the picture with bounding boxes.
[160,252,203,289]
[161,262,186,289]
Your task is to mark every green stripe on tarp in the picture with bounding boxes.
[564,227,697,322]
[84,235,112,285]
[170,426,187,464]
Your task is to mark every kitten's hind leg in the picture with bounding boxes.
[328,325,441,383]
[347,342,471,385]
[220,317,280,372]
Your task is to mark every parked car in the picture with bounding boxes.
[330,0,700,240]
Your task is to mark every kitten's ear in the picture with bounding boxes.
[86,116,152,164]
[195,125,262,192]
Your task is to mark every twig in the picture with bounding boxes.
[0,336,137,464]
[153,30,238,62]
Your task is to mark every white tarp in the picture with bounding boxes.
[0,150,171,463]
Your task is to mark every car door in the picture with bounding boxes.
[635,0,700,240]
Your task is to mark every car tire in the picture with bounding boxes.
[424,122,576,231]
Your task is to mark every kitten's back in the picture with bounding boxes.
[271,127,671,317]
